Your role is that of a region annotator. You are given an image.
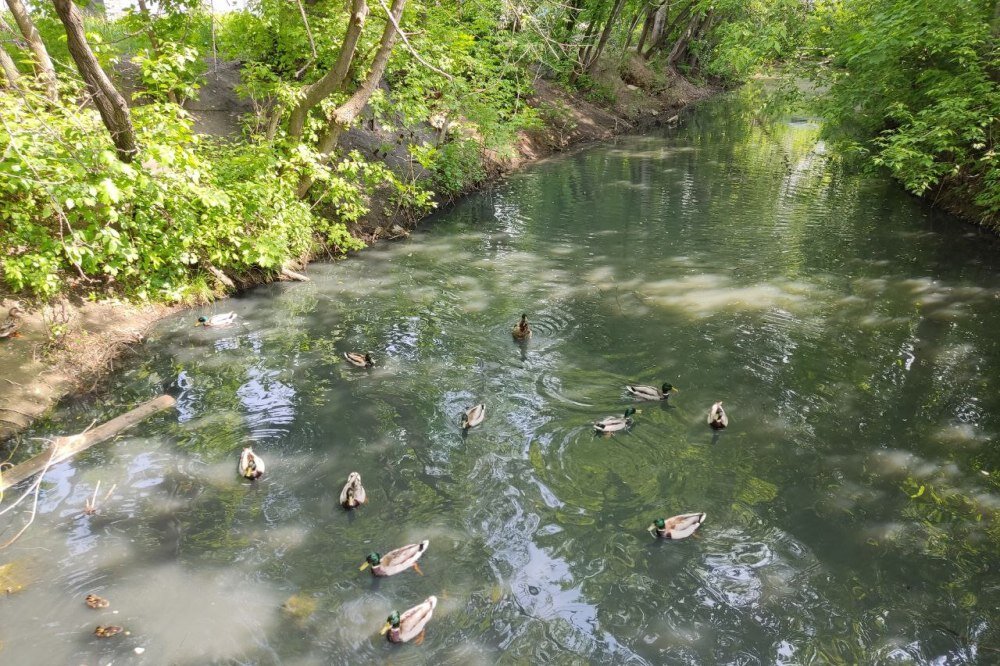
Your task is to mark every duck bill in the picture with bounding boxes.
[646,524,657,534]
[379,622,392,636]
[671,387,679,393]
[359,562,370,571]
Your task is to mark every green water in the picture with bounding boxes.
[3,87,1000,664]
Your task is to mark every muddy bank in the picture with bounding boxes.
[0,68,713,445]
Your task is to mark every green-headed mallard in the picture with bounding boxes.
[708,401,728,430]
[344,351,375,368]
[594,407,636,434]
[340,472,367,509]
[626,383,678,401]
[380,595,437,644]
[238,446,265,479]
[511,314,531,340]
[85,594,110,609]
[359,540,429,577]
[648,512,706,539]
[461,403,485,430]
[0,304,24,339]
[196,312,238,328]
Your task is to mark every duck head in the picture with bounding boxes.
[624,407,637,418]
[661,383,678,394]
[647,517,666,533]
[380,610,401,635]
[359,552,381,571]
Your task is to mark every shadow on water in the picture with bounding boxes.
[4,83,1000,664]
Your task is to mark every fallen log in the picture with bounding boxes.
[0,394,175,493]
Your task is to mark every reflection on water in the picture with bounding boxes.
[4,85,1000,664]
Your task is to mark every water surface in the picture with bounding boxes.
[3,86,1000,664]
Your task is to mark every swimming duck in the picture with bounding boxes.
[85,594,110,609]
[94,625,124,638]
[594,407,636,434]
[626,383,678,401]
[340,472,367,509]
[648,512,706,539]
[238,446,265,479]
[708,401,728,429]
[461,403,485,429]
[195,312,238,327]
[511,314,531,340]
[0,304,24,339]
[380,595,438,644]
[344,352,375,368]
[359,540,429,577]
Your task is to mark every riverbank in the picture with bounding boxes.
[0,66,714,445]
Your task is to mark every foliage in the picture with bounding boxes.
[807,0,1000,226]
[0,90,364,301]
[410,138,486,195]
[132,41,204,103]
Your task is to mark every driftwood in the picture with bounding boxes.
[0,394,175,492]
[206,264,236,290]
[280,267,310,282]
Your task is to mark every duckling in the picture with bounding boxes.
[94,625,124,638]
[195,312,238,328]
[708,401,728,429]
[0,303,24,339]
[594,407,637,434]
[461,403,485,430]
[344,352,375,368]
[626,382,678,401]
[238,446,265,479]
[380,595,438,644]
[648,512,706,539]
[359,540,429,577]
[85,594,110,609]
[340,472,367,509]
[511,314,531,340]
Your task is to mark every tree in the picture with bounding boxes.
[5,0,57,99]
[52,0,138,162]
[0,16,22,88]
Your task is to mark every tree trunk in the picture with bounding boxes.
[585,0,628,73]
[0,44,20,88]
[622,8,645,53]
[288,0,370,139]
[635,6,655,54]
[570,13,601,83]
[645,0,695,60]
[562,0,584,40]
[297,0,406,197]
[135,0,179,104]
[666,8,707,71]
[5,0,57,99]
[53,0,138,163]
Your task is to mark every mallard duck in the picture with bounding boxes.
[626,383,678,401]
[0,304,24,339]
[195,312,238,328]
[461,403,485,429]
[511,314,531,340]
[708,401,728,429]
[380,595,438,644]
[85,594,110,609]
[94,625,124,638]
[340,472,367,509]
[238,446,265,479]
[648,512,706,539]
[359,540,429,577]
[344,351,375,368]
[594,407,636,434]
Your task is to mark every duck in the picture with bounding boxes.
[85,594,110,609]
[461,403,485,429]
[339,472,367,509]
[359,540,429,577]
[0,303,24,339]
[238,446,265,479]
[626,382,678,401]
[594,407,636,434]
[343,351,375,368]
[648,512,706,539]
[195,312,238,328]
[380,595,437,644]
[708,401,728,429]
[511,314,531,340]
[93,625,124,638]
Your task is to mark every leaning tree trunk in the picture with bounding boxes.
[52,0,138,162]
[5,0,57,99]
[0,44,20,88]
[287,0,370,139]
[666,8,707,72]
[585,0,628,73]
[644,0,696,60]
[297,0,406,197]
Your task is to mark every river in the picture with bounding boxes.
[2,85,999,664]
